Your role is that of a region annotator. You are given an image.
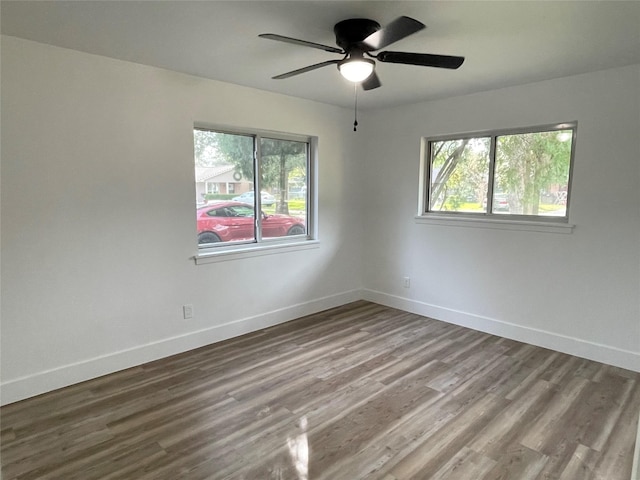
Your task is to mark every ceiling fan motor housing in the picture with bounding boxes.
[333,18,380,51]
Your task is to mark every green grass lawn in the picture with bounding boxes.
[263,199,306,216]
[443,202,564,213]
[538,204,564,213]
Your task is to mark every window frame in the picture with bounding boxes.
[193,124,318,261]
[419,122,577,226]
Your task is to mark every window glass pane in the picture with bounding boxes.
[429,137,491,213]
[259,138,308,239]
[194,130,256,246]
[495,130,572,217]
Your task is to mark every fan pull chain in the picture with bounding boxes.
[353,83,358,132]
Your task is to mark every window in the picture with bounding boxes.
[423,123,576,222]
[194,127,315,250]
[205,182,218,194]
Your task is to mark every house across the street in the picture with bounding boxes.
[194,164,251,203]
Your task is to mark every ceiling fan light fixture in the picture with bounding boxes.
[338,58,375,82]
[262,15,464,91]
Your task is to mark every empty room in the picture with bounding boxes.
[1,1,640,479]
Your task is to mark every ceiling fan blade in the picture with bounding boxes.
[259,33,344,54]
[362,71,382,91]
[377,51,465,69]
[272,60,341,79]
[361,16,425,51]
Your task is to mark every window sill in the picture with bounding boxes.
[414,214,574,234]
[194,239,320,264]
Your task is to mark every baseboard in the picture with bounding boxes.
[362,289,640,373]
[4,288,638,406]
[633,410,640,480]
[0,289,362,406]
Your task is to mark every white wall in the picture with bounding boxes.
[0,36,363,404]
[360,65,640,371]
[2,35,639,405]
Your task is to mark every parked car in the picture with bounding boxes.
[232,191,275,206]
[492,194,510,212]
[288,186,307,199]
[483,193,510,212]
[197,201,305,244]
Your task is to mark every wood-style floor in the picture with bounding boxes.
[2,301,639,480]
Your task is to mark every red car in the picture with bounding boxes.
[197,201,306,244]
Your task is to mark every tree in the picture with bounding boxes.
[495,131,571,215]
[429,130,571,214]
[430,138,489,211]
[259,138,306,214]
[211,133,306,214]
[430,139,469,208]
[211,132,253,176]
[194,129,224,167]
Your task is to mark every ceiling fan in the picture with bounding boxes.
[259,16,465,90]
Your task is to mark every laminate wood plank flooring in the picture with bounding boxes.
[2,301,639,479]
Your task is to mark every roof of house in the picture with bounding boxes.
[195,164,236,182]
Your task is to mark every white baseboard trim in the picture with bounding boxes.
[362,289,640,373]
[0,289,362,406]
[4,288,638,406]
[633,410,640,480]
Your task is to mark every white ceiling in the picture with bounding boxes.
[2,1,640,110]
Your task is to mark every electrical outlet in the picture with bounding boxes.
[403,277,410,288]
[183,304,193,319]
